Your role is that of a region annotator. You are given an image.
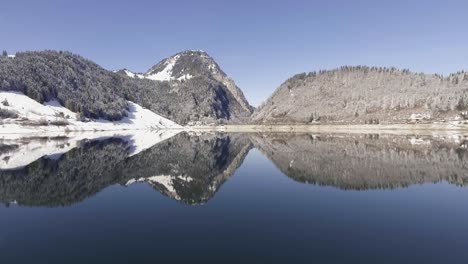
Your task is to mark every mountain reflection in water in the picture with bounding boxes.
[0,131,467,207]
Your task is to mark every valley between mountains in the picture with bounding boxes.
[1,50,468,134]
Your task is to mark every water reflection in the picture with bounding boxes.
[252,133,468,189]
[1,131,467,207]
[0,132,252,206]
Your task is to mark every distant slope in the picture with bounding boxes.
[252,67,468,124]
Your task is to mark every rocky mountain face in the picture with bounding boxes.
[0,50,253,125]
[252,67,468,124]
[118,50,253,124]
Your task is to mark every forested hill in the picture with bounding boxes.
[252,66,468,124]
[0,51,128,120]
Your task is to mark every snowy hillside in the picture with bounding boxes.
[0,91,183,133]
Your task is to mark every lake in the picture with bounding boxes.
[1,131,468,263]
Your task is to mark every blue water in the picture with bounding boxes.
[1,133,468,263]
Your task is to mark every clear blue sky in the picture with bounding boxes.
[2,0,468,106]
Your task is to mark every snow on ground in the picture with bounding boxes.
[144,54,193,82]
[123,69,144,79]
[7,55,15,58]
[145,55,180,81]
[177,74,193,81]
[44,99,78,119]
[0,91,183,134]
[0,91,71,120]
[0,129,181,170]
[408,137,431,145]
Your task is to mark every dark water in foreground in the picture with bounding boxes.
[1,132,468,263]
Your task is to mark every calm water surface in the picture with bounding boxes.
[1,132,468,263]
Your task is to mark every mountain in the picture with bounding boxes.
[145,50,252,114]
[0,50,253,127]
[118,50,253,125]
[252,66,468,124]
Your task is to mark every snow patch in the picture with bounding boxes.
[408,137,431,145]
[0,91,73,121]
[124,69,144,79]
[145,55,180,81]
[44,99,77,119]
[208,63,219,74]
[177,74,193,81]
[409,113,431,121]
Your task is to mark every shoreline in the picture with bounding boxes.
[2,123,468,137]
[185,123,468,136]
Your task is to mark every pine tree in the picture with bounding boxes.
[2,50,7,57]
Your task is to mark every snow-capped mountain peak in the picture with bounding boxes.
[143,50,253,113]
[144,50,221,81]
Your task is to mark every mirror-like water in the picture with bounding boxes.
[1,132,468,263]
